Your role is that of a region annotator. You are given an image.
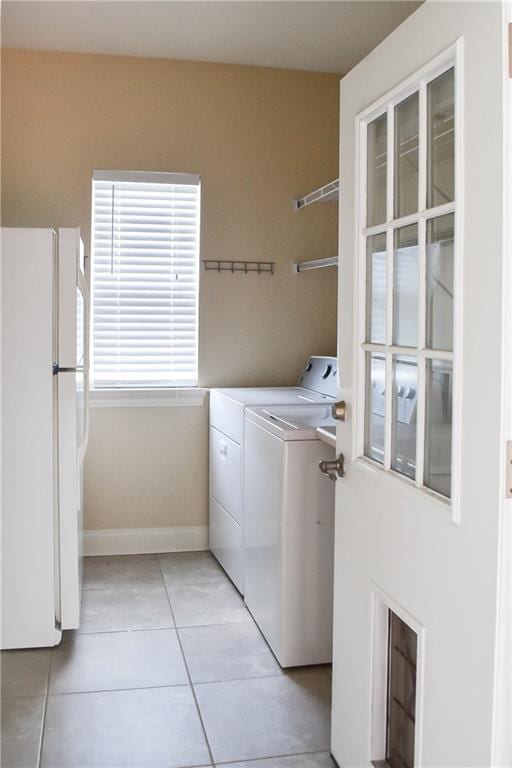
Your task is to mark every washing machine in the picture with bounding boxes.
[243,403,336,667]
[209,356,337,593]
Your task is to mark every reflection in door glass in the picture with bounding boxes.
[364,353,386,465]
[394,92,419,218]
[426,214,454,351]
[424,359,452,497]
[391,357,417,480]
[366,234,387,344]
[427,68,455,208]
[367,113,387,227]
[393,225,419,348]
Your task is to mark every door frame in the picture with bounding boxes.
[492,8,512,763]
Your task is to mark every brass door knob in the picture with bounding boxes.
[319,453,345,481]
[331,400,346,421]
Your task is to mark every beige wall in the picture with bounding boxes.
[2,49,339,531]
[85,405,208,531]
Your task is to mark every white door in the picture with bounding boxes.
[332,3,511,767]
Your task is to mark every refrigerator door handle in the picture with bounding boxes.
[53,364,80,375]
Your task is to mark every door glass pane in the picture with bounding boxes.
[367,113,387,226]
[427,67,455,208]
[393,224,419,347]
[426,214,454,351]
[366,233,387,344]
[365,352,386,464]
[424,359,452,497]
[394,92,419,218]
[391,356,417,480]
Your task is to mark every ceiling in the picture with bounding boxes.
[2,0,421,75]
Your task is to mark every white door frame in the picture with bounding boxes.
[491,8,512,764]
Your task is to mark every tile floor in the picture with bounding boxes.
[1,552,335,768]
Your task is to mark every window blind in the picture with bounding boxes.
[91,171,200,388]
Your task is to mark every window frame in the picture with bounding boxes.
[89,170,201,401]
[353,41,463,523]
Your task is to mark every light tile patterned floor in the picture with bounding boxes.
[1,552,335,768]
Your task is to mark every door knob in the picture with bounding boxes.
[319,453,345,481]
[331,400,346,421]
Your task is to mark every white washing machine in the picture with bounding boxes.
[243,403,336,667]
[209,356,337,593]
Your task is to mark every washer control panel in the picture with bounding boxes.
[298,356,338,398]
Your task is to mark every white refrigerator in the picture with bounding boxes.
[1,227,89,648]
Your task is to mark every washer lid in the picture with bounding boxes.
[212,386,334,407]
[245,404,336,441]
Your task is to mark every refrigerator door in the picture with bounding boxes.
[57,228,89,629]
[77,264,90,466]
[1,228,61,648]
[57,369,80,628]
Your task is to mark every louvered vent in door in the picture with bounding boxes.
[386,610,418,768]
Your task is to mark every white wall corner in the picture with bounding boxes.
[83,526,209,556]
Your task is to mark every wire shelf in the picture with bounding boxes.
[293,256,338,273]
[293,179,340,210]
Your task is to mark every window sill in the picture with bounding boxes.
[89,388,209,409]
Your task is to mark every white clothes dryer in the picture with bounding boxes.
[243,403,336,667]
[209,356,337,593]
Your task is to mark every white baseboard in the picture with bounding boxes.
[83,526,209,557]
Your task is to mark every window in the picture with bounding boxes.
[91,171,201,389]
[359,62,456,501]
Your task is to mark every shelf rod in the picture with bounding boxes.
[292,256,338,273]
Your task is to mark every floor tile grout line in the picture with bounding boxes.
[45,681,192,698]
[162,578,229,589]
[215,751,331,765]
[173,620,253,630]
[36,643,54,768]
[71,617,255,636]
[28,666,330,699]
[82,551,229,591]
[81,583,168,592]
[191,666,331,689]
[158,555,217,768]
[190,670,286,687]
[81,577,228,592]
[36,695,48,768]
[64,626,175,637]
[1,660,331,702]
[76,623,175,635]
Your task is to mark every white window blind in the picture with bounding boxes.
[91,171,200,388]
